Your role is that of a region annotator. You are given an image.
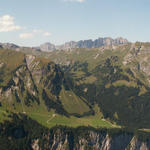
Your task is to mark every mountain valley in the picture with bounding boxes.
[1,40,150,149]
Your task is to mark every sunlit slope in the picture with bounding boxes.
[2,43,150,129]
[0,49,92,120]
[47,43,150,128]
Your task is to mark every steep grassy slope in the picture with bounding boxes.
[1,43,150,129]
[0,49,94,126]
[45,43,150,128]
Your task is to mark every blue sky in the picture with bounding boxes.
[0,0,150,46]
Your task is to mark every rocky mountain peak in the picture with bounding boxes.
[0,43,19,50]
[40,42,56,51]
[39,37,129,51]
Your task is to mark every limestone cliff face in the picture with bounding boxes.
[1,114,150,150]
[40,42,56,52]
[0,42,19,50]
[39,37,129,51]
[56,37,129,50]
[123,43,150,85]
[0,51,64,112]
[0,37,129,52]
[31,129,150,150]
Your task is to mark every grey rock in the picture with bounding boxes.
[30,129,150,150]
[0,43,19,50]
[39,37,129,51]
[57,37,129,50]
[40,42,56,51]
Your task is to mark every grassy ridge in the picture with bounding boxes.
[1,43,150,129]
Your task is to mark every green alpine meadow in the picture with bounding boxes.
[1,0,150,149]
[1,41,150,149]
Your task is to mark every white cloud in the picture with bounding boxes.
[19,33,33,39]
[43,32,51,36]
[64,0,85,2]
[33,29,43,33]
[32,29,51,36]
[19,30,51,39]
[0,14,52,40]
[0,15,22,32]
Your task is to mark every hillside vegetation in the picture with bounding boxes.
[1,43,150,130]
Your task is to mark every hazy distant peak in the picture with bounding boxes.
[40,42,56,51]
[54,37,129,50]
[0,42,19,50]
[0,37,129,52]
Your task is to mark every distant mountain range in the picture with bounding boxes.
[2,39,150,149]
[39,37,129,51]
[0,42,19,50]
[0,37,129,52]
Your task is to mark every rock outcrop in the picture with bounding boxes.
[38,37,129,51]
[30,128,150,150]
[0,42,19,50]
[0,50,65,113]
[40,42,56,51]
[57,37,129,50]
